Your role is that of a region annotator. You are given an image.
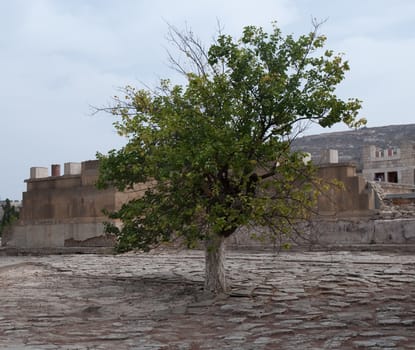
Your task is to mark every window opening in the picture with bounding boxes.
[374,172,385,182]
[387,171,398,183]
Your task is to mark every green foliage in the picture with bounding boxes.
[0,199,19,236]
[97,22,363,252]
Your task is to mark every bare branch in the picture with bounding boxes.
[311,16,329,31]
[164,22,211,77]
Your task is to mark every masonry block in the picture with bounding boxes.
[64,162,82,175]
[30,167,48,179]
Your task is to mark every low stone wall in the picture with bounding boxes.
[5,217,415,252]
[3,220,115,249]
[226,217,415,250]
[313,218,415,245]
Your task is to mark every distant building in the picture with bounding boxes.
[293,123,415,171]
[362,142,415,185]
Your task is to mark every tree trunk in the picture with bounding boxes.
[204,233,227,293]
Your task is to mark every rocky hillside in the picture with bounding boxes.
[292,123,415,168]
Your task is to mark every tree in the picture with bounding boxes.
[0,199,19,236]
[96,22,364,293]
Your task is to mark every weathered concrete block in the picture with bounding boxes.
[6,221,110,249]
[30,167,48,179]
[315,219,373,244]
[227,218,415,249]
[401,219,415,241]
[321,149,339,164]
[63,222,106,242]
[7,224,64,248]
[64,162,82,175]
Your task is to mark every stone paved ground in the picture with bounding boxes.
[0,250,414,349]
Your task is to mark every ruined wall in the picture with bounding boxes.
[311,218,415,246]
[226,162,415,250]
[226,217,415,250]
[316,163,375,216]
[19,161,116,223]
[8,156,412,251]
[4,160,143,249]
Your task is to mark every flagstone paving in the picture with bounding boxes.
[0,250,414,349]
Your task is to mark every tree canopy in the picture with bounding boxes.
[97,22,364,292]
[0,199,19,236]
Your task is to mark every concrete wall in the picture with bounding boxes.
[377,182,415,195]
[21,179,117,222]
[316,163,375,216]
[226,218,415,249]
[312,218,415,245]
[4,160,141,249]
[6,220,115,248]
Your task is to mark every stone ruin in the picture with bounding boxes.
[3,147,415,252]
[2,160,145,250]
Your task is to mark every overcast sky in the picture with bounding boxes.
[1,0,414,200]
